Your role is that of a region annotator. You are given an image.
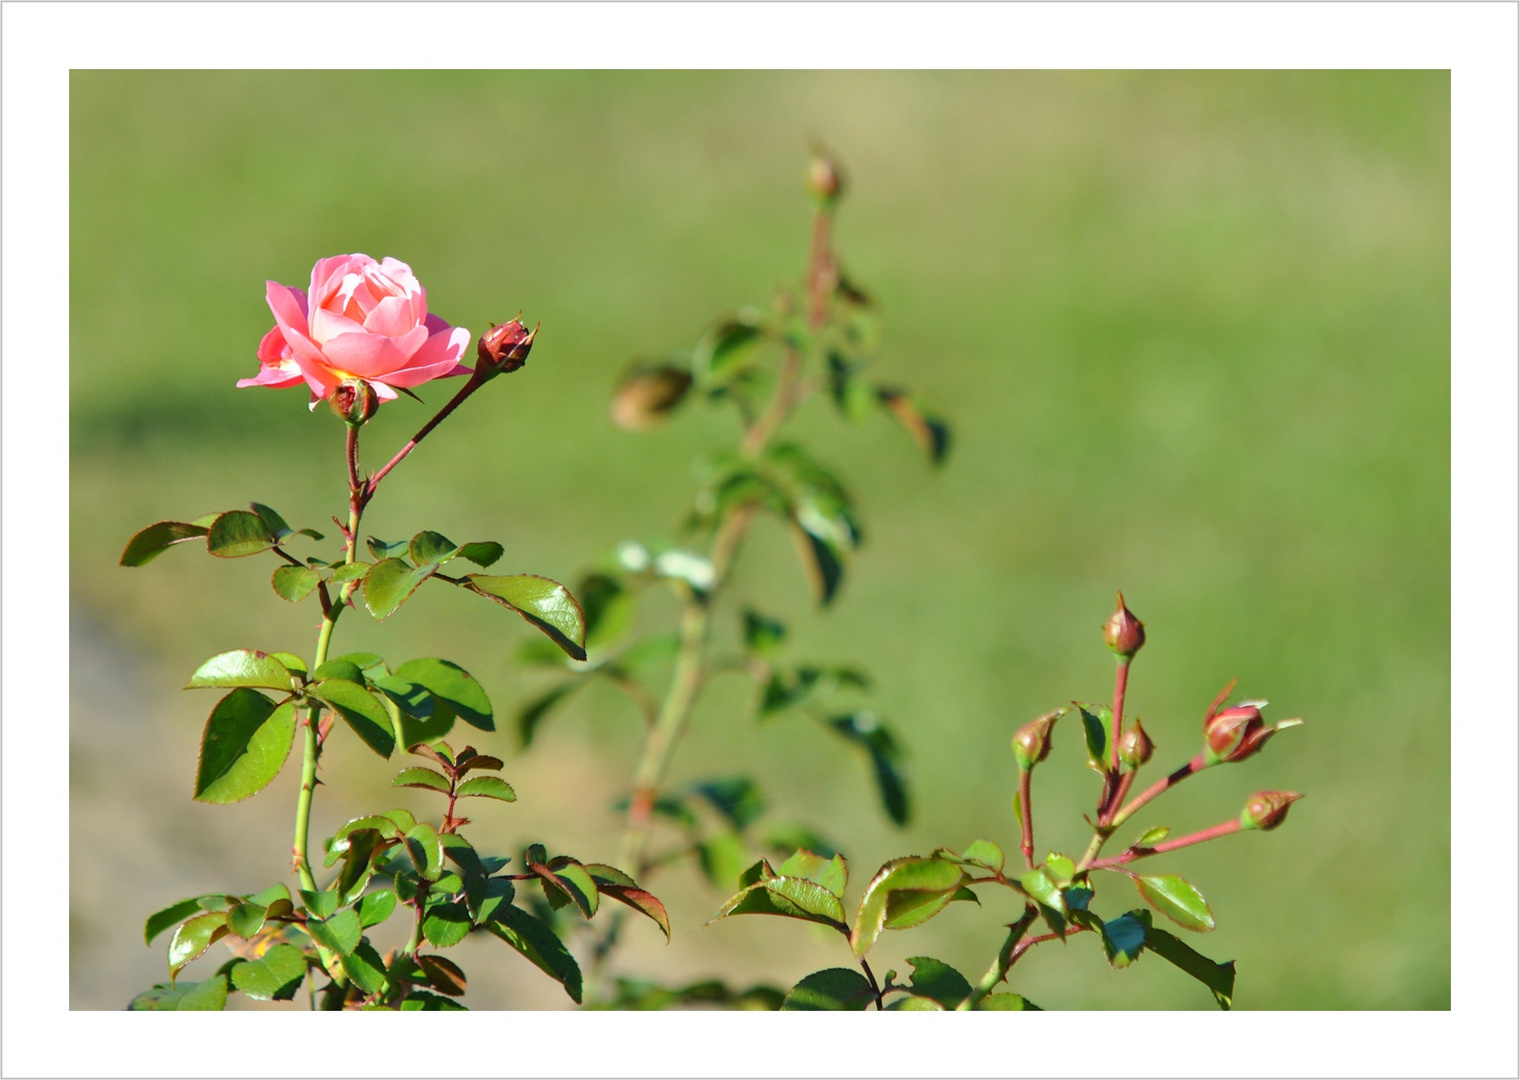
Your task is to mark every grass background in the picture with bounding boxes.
[69,70,1449,1010]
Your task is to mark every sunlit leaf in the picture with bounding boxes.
[194,692,297,804]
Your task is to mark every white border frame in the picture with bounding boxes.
[6,3,1514,1077]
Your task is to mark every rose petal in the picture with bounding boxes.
[265,282,325,365]
[319,330,409,378]
[363,295,419,339]
[379,326,473,387]
[236,362,305,389]
[256,325,292,364]
[309,305,367,347]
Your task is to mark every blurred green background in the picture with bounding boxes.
[70,70,1449,1010]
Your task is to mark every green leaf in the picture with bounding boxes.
[120,520,210,566]
[886,994,945,1010]
[517,683,582,749]
[417,953,469,997]
[697,831,750,891]
[903,956,973,1009]
[371,674,455,747]
[486,905,583,1003]
[300,889,339,919]
[763,877,846,925]
[328,561,371,585]
[397,990,468,1011]
[168,912,228,976]
[129,975,228,1010]
[185,650,298,691]
[1135,875,1215,932]
[468,877,517,926]
[1045,852,1077,885]
[207,510,277,558]
[777,849,849,900]
[457,542,504,568]
[581,864,671,941]
[229,944,307,1001]
[366,536,408,560]
[979,992,1042,1011]
[145,897,219,945]
[363,557,438,620]
[1100,910,1151,968]
[1144,925,1236,1010]
[394,658,494,732]
[540,859,600,918]
[780,968,876,1011]
[741,608,787,654]
[828,712,910,825]
[577,572,633,649]
[307,909,362,957]
[357,890,398,928]
[311,678,395,758]
[690,776,767,831]
[455,776,517,802]
[248,502,292,539]
[331,813,407,846]
[405,823,444,880]
[409,530,459,566]
[960,839,1005,873]
[850,857,966,956]
[877,388,952,465]
[422,901,472,948]
[334,829,392,905]
[464,574,588,662]
[1135,826,1171,847]
[271,564,320,603]
[194,692,297,804]
[311,659,365,684]
[226,902,269,940]
[392,767,451,793]
[456,750,505,775]
[1021,868,1068,937]
[764,824,840,860]
[694,313,763,389]
[340,941,389,998]
[1077,702,1113,773]
[270,651,307,675]
[790,520,845,606]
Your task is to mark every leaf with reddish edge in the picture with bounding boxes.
[168,912,229,977]
[485,905,583,1004]
[207,510,277,558]
[394,658,493,732]
[271,564,320,603]
[194,693,297,804]
[363,557,440,620]
[186,650,299,691]
[392,767,450,793]
[462,574,588,661]
[850,857,966,957]
[120,520,210,566]
[1135,874,1215,933]
[530,858,598,918]
[417,954,468,996]
[776,849,848,899]
[455,776,516,802]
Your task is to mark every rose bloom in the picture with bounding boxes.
[238,254,472,407]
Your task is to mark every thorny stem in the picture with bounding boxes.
[956,906,1039,1010]
[1088,818,1244,871]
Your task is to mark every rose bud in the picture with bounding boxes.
[1103,591,1146,659]
[1227,715,1304,764]
[1013,709,1063,771]
[1117,718,1155,770]
[1240,790,1304,831]
[477,318,537,377]
[1204,703,1261,760]
[610,365,694,431]
[806,151,844,207]
[328,379,379,426]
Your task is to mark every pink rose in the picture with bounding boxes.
[238,254,473,408]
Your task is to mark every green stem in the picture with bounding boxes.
[956,906,1038,1010]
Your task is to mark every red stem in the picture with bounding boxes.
[1089,818,1243,871]
[1018,768,1035,869]
[361,372,486,509]
[1110,659,1129,775]
[806,210,834,330]
[1111,753,1208,827]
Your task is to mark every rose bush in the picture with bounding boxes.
[238,254,473,406]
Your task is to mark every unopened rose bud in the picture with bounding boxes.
[477,318,536,377]
[328,380,379,425]
[806,152,844,207]
[1118,718,1155,770]
[1240,790,1304,831]
[1205,704,1261,760]
[1103,592,1146,659]
[1013,709,1063,771]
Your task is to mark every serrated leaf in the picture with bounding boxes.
[311,659,365,684]
[307,909,362,956]
[418,954,469,996]
[230,944,306,1001]
[581,864,670,941]
[206,510,277,558]
[128,975,228,1010]
[225,902,269,940]
[311,678,395,758]
[887,994,945,1010]
[1077,702,1113,773]
[777,849,848,899]
[457,541,503,568]
[1021,868,1068,937]
[186,650,298,691]
[168,912,228,976]
[363,557,438,619]
[334,828,391,905]
[248,502,292,539]
[780,968,875,1011]
[357,889,398,928]
[422,901,472,948]
[1135,875,1215,932]
[406,823,444,880]
[764,877,846,925]
[300,889,339,919]
[979,992,1042,1011]
[366,536,408,560]
[1101,910,1151,968]
[961,839,1005,873]
[392,767,451,793]
[903,956,973,1009]
[465,574,588,661]
[341,941,388,997]
[539,860,599,918]
[409,530,459,566]
[394,658,493,732]
[1045,852,1076,884]
[329,561,371,585]
[455,776,516,802]
[1145,925,1236,1009]
[1135,826,1171,847]
[120,520,210,567]
[145,896,219,945]
[850,857,965,956]
[194,692,296,804]
[271,564,320,603]
[486,905,583,1003]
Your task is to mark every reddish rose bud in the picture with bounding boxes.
[806,152,844,207]
[1013,709,1063,770]
[1103,591,1146,658]
[1205,703,1261,759]
[328,379,379,426]
[1117,718,1155,770]
[1240,790,1304,831]
[477,318,536,377]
